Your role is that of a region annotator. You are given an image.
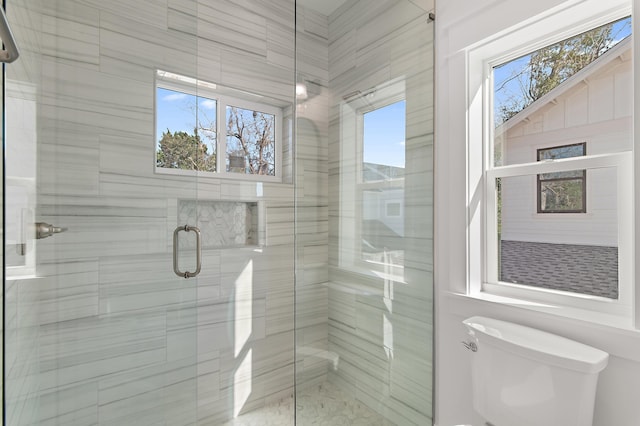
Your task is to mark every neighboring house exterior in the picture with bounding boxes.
[497,37,632,248]
[361,162,405,253]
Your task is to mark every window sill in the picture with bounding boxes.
[155,167,283,183]
[446,290,640,363]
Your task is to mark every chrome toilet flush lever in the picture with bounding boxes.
[461,340,478,352]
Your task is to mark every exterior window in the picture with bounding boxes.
[360,100,405,266]
[339,79,406,275]
[537,143,586,213]
[155,70,282,180]
[156,87,217,172]
[226,106,276,175]
[485,16,632,307]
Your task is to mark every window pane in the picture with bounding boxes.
[360,100,406,270]
[156,87,217,172]
[539,178,585,212]
[493,16,632,167]
[363,101,405,182]
[538,144,585,161]
[497,169,618,298]
[539,170,584,180]
[536,143,586,213]
[226,106,276,175]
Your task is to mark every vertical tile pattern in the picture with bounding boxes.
[5,0,299,425]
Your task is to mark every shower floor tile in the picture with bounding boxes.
[222,381,388,425]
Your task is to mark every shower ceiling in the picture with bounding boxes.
[297,0,348,16]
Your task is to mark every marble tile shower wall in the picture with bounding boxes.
[294,5,331,391]
[3,0,327,425]
[326,1,434,425]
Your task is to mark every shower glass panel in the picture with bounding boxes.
[3,1,296,425]
[295,1,434,425]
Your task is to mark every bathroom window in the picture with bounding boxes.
[339,79,406,278]
[468,12,634,318]
[155,70,282,180]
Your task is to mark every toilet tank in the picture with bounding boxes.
[463,316,608,426]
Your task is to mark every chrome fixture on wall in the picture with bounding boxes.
[173,225,202,279]
[35,222,67,240]
[0,6,19,63]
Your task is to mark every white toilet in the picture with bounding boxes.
[462,316,609,426]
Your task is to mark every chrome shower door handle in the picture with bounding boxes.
[173,225,202,279]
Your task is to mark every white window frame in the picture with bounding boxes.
[466,3,634,322]
[339,79,406,278]
[154,70,283,182]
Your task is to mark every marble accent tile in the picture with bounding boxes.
[178,199,258,248]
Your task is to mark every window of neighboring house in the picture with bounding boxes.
[475,12,634,317]
[339,79,406,277]
[361,100,406,269]
[155,70,282,181]
[537,143,586,213]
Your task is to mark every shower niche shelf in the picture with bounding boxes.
[177,199,262,248]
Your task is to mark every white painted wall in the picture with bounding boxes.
[435,0,640,425]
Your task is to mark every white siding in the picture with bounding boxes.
[501,55,632,246]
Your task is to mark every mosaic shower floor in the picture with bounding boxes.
[222,381,388,426]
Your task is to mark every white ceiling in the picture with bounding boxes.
[297,0,348,16]
[298,0,434,17]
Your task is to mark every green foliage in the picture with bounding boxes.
[527,26,612,101]
[497,20,628,124]
[156,129,216,172]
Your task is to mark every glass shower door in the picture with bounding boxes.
[3,0,298,425]
[3,1,201,424]
[295,1,434,424]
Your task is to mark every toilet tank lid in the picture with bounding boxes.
[463,316,609,373]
